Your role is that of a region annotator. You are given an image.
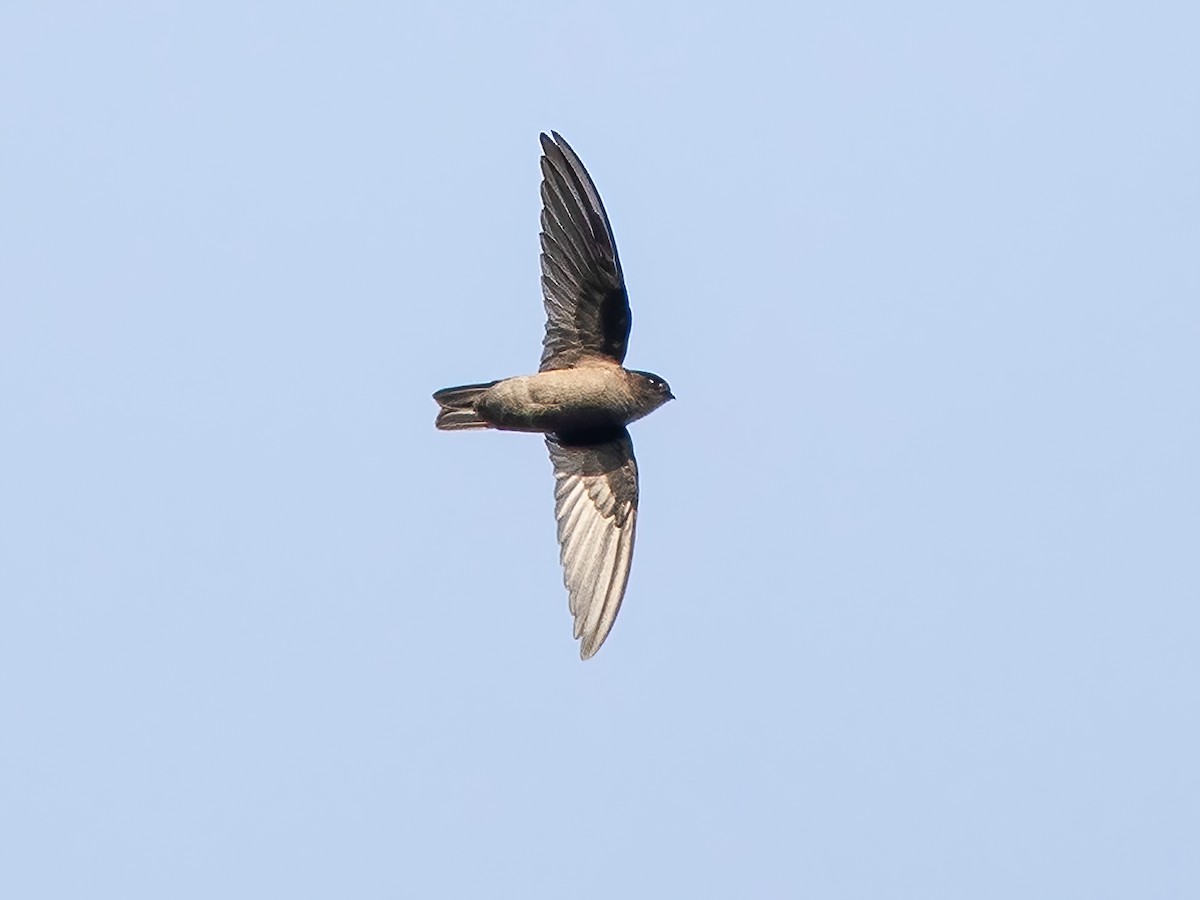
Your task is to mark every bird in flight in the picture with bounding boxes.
[432,132,673,659]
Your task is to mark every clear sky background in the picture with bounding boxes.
[2,2,1197,897]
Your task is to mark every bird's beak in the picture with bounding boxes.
[667,391,676,401]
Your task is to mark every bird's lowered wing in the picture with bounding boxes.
[546,428,638,659]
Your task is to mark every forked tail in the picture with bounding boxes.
[432,381,498,431]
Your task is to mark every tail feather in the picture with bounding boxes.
[432,381,498,431]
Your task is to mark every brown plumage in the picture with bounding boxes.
[432,132,672,659]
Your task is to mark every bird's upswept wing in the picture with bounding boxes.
[546,428,639,659]
[538,132,631,370]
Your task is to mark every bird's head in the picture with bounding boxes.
[630,370,675,413]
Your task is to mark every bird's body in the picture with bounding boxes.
[438,359,666,434]
[433,132,672,659]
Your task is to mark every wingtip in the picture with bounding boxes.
[578,623,612,660]
[540,130,576,157]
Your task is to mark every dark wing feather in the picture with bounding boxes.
[546,428,639,659]
[538,132,631,370]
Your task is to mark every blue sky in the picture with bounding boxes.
[2,2,1197,897]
